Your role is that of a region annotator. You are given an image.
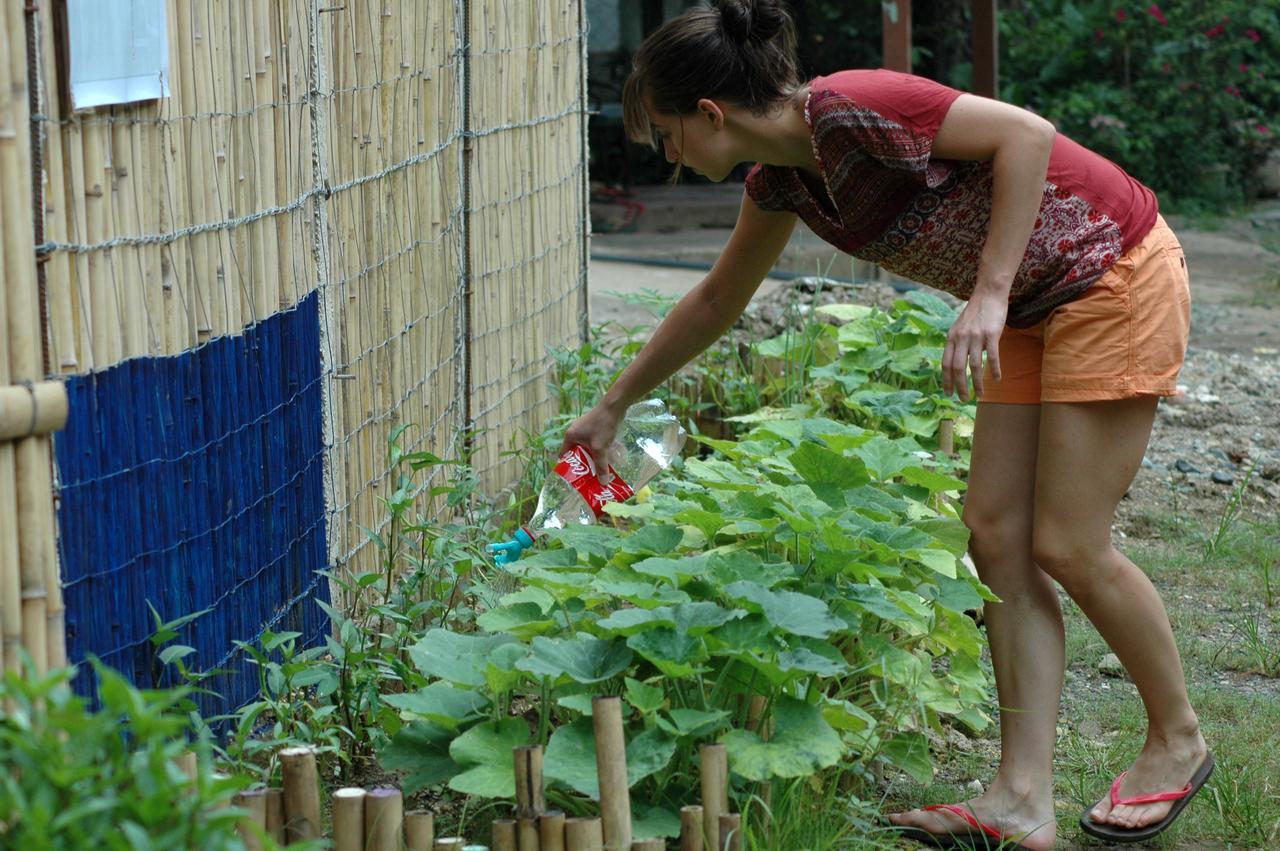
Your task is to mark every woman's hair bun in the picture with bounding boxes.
[714,0,788,45]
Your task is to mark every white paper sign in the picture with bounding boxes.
[67,0,170,110]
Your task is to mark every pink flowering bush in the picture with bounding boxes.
[1002,1,1279,208]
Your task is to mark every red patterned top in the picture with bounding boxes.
[745,70,1158,328]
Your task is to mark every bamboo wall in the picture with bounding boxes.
[0,0,587,692]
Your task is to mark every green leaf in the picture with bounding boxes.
[625,678,666,716]
[633,805,682,840]
[901,466,966,495]
[476,603,556,638]
[621,524,685,555]
[721,696,843,781]
[447,719,529,798]
[517,635,633,684]
[627,628,706,677]
[849,434,916,480]
[788,441,871,506]
[656,707,731,738]
[599,602,740,637]
[409,629,519,687]
[880,731,933,784]
[548,526,622,560]
[544,719,677,799]
[383,683,489,730]
[484,643,532,695]
[630,554,713,586]
[724,581,843,639]
[910,548,958,578]
[378,721,458,793]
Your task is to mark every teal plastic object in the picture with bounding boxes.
[489,527,535,566]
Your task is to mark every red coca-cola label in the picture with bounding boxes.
[554,445,634,516]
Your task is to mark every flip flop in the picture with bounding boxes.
[891,804,1037,850]
[1078,751,1215,843]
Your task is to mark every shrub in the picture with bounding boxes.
[1001,1,1280,209]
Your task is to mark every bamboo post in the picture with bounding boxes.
[678,806,703,851]
[233,788,270,851]
[434,839,468,850]
[365,786,405,851]
[938,418,955,457]
[631,842,663,851]
[332,787,367,851]
[264,787,286,843]
[539,811,566,851]
[280,747,322,841]
[493,818,518,851]
[515,744,544,851]
[565,818,604,851]
[174,750,198,779]
[0,382,69,440]
[717,815,740,851]
[592,696,631,850]
[698,745,727,851]
[406,810,436,851]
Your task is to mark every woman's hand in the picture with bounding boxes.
[942,289,1006,401]
[562,402,626,482]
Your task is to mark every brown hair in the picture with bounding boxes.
[622,0,800,149]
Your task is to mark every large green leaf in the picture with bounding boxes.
[621,524,685,555]
[656,708,731,738]
[849,434,916,480]
[721,696,843,781]
[627,628,706,677]
[382,683,489,730]
[476,603,556,638]
[377,721,458,794]
[724,581,843,639]
[598,602,741,637]
[788,441,871,507]
[544,719,677,798]
[408,629,518,687]
[630,554,714,586]
[447,719,529,798]
[516,635,633,684]
[880,731,933,784]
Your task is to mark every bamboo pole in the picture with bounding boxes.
[434,839,468,850]
[592,696,631,850]
[233,788,270,851]
[37,0,75,373]
[331,787,367,851]
[564,818,604,851]
[280,747,322,842]
[174,750,198,779]
[717,815,740,851]
[678,806,703,851]
[365,786,405,851]
[406,809,436,851]
[264,788,286,844]
[0,380,68,441]
[515,744,544,851]
[631,842,662,851]
[519,817,541,851]
[698,746,727,851]
[939,418,955,457]
[539,811,566,851]
[492,818,517,851]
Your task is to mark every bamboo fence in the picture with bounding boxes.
[0,1,587,685]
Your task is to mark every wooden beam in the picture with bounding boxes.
[972,0,999,98]
[882,0,912,73]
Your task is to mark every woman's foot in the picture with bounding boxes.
[1087,729,1209,829]
[889,785,1057,850]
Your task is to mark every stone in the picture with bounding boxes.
[1212,471,1235,485]
[1257,148,1280,199]
[1174,459,1202,475]
[1098,653,1126,678]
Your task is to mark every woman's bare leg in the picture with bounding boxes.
[1032,398,1206,830]
[890,402,1060,850]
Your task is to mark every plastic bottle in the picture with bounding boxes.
[490,399,687,565]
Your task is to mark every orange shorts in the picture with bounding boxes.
[980,215,1191,404]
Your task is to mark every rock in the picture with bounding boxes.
[1258,148,1280,198]
[1174,459,1202,475]
[1098,653,1126,678]
[1208,448,1234,465]
[966,779,984,795]
[1211,471,1234,485]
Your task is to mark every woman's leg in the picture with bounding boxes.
[1032,398,1206,830]
[889,401,1060,850]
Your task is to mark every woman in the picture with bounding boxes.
[564,1,1211,847]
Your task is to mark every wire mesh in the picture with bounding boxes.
[2,0,588,705]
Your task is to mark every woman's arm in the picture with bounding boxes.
[564,193,797,470]
[931,93,1056,400]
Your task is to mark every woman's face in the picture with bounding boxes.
[647,99,736,182]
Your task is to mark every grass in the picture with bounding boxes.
[878,508,1280,850]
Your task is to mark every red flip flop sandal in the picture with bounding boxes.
[1078,751,1215,843]
[891,803,1037,850]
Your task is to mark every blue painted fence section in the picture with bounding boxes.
[54,293,331,716]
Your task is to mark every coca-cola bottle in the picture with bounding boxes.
[489,399,687,565]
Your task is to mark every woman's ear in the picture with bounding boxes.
[696,98,726,129]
